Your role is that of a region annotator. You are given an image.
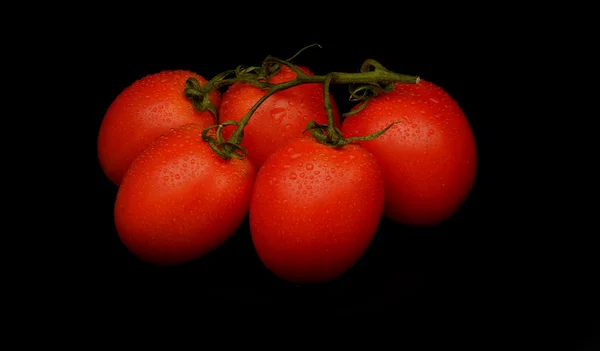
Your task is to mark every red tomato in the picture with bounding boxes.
[219,65,341,169]
[98,70,221,185]
[114,124,255,266]
[341,79,477,226]
[249,135,384,284]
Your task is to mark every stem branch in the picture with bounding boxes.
[191,48,420,159]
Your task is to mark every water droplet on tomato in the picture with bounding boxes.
[291,153,302,159]
[270,107,285,125]
[305,163,314,170]
[175,174,180,179]
[163,176,169,181]
[190,159,195,164]
[289,172,297,180]
[325,176,331,181]
[284,124,292,131]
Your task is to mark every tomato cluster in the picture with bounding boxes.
[97,50,477,284]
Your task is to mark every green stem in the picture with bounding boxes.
[262,56,418,85]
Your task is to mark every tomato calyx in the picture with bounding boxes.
[201,121,248,160]
[184,77,219,120]
[303,74,402,148]
[344,60,404,118]
[304,120,401,148]
[185,44,420,159]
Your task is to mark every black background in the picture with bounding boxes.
[62,12,596,345]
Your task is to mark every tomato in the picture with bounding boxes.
[341,79,477,226]
[98,70,221,185]
[219,65,341,169]
[249,135,384,284]
[114,124,255,266]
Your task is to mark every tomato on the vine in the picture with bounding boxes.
[114,124,255,266]
[98,70,221,185]
[249,135,384,284]
[341,79,477,226]
[220,65,341,169]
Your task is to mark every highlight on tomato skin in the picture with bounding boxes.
[113,124,255,266]
[341,79,477,226]
[97,70,221,186]
[249,135,385,284]
[219,65,341,170]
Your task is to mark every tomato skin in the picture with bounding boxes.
[249,136,384,284]
[114,124,255,266]
[98,70,221,185]
[341,79,477,226]
[219,65,341,169]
